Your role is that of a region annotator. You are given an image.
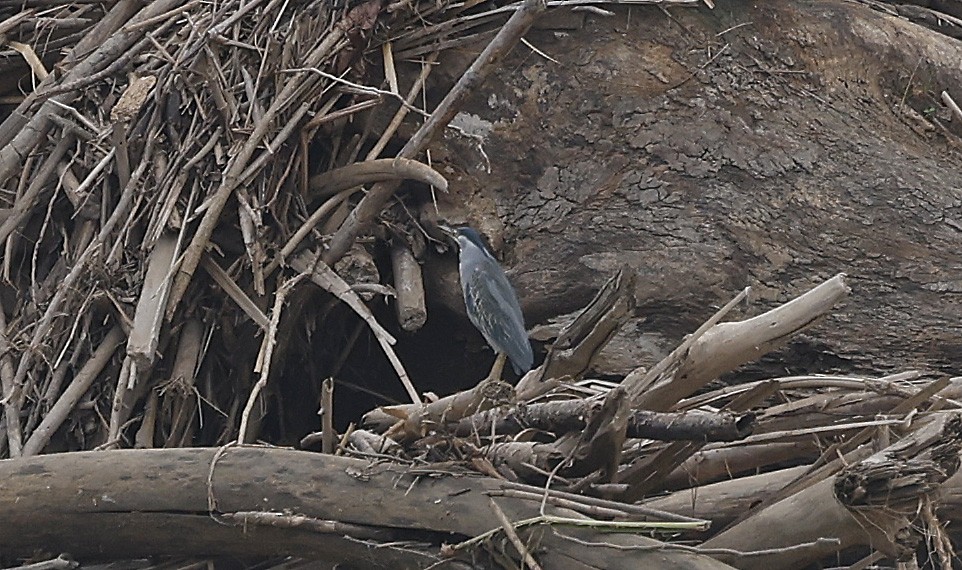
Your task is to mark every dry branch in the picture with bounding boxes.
[200,255,271,330]
[22,326,126,457]
[320,378,335,454]
[364,268,636,434]
[391,242,428,332]
[630,274,850,411]
[126,234,178,375]
[290,250,419,405]
[565,385,632,480]
[454,399,754,442]
[382,378,515,439]
[238,273,307,444]
[160,319,205,448]
[0,301,23,456]
[516,267,636,400]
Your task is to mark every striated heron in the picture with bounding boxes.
[440,225,533,377]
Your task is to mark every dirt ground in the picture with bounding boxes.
[411,0,962,381]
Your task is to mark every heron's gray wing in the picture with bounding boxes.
[463,257,533,374]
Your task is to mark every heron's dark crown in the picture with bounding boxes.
[456,227,493,255]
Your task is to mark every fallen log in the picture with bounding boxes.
[642,465,810,532]
[658,441,817,491]
[0,446,735,570]
[701,413,962,569]
[650,446,962,544]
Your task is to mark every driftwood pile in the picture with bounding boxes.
[1,1,961,569]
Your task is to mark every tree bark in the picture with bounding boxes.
[421,0,962,380]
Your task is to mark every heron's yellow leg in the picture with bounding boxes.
[486,352,507,382]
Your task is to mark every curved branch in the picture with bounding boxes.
[308,157,448,199]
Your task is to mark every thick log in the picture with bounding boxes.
[420,0,962,383]
[700,474,896,568]
[643,466,809,531]
[659,441,817,491]
[617,381,776,501]
[701,413,962,568]
[652,423,962,533]
[754,391,904,434]
[656,384,941,492]
[0,447,736,570]
[652,439,962,538]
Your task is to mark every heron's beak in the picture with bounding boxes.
[436,223,457,240]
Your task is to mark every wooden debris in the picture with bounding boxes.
[160,319,205,448]
[703,413,962,569]
[454,398,754,441]
[391,241,428,332]
[0,0,958,567]
[127,234,178,374]
[630,274,850,411]
[0,447,738,568]
[321,0,548,266]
